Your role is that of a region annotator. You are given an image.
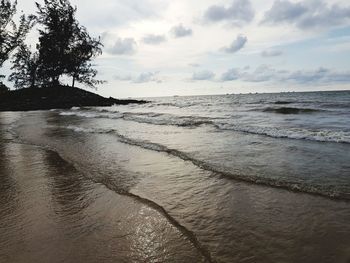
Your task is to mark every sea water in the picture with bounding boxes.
[1,90,350,262]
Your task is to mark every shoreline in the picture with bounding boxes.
[0,114,210,262]
[0,138,205,262]
[2,105,350,262]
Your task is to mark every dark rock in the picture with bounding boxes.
[0,85,148,111]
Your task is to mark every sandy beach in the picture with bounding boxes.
[1,0,350,261]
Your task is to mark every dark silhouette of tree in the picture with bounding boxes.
[67,26,103,88]
[0,0,34,87]
[8,44,39,89]
[36,0,76,85]
[0,82,9,93]
[36,0,103,88]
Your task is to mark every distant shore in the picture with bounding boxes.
[0,85,147,112]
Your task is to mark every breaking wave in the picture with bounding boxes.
[61,110,214,127]
[214,123,350,144]
[60,110,350,144]
[64,125,349,200]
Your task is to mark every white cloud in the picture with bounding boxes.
[142,34,167,45]
[115,72,161,83]
[4,0,350,96]
[71,0,167,29]
[220,65,350,84]
[261,49,283,57]
[189,63,200,68]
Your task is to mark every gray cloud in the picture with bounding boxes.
[134,72,160,83]
[220,65,350,84]
[171,24,193,38]
[222,35,247,53]
[203,0,255,26]
[221,68,241,81]
[142,34,166,45]
[192,70,215,81]
[281,67,337,84]
[114,72,161,83]
[263,0,350,29]
[243,65,277,82]
[263,0,307,24]
[261,49,283,57]
[106,37,137,55]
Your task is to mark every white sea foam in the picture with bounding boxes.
[64,124,349,200]
[214,123,350,144]
[66,125,114,134]
[59,109,350,144]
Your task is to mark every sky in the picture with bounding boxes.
[2,0,350,98]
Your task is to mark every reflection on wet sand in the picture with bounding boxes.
[0,116,203,263]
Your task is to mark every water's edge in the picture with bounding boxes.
[7,131,214,263]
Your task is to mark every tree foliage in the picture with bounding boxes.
[1,0,34,91]
[9,44,39,89]
[66,25,103,88]
[0,0,34,68]
[35,0,76,85]
[3,0,103,89]
[35,0,103,88]
[0,81,9,93]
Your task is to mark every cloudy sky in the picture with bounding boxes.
[3,0,350,97]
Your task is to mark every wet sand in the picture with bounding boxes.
[0,115,204,263]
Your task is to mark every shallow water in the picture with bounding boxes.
[1,91,350,263]
[59,91,350,199]
[0,115,204,263]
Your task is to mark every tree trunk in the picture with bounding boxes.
[72,75,76,88]
[31,68,36,88]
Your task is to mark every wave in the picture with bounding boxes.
[66,125,115,134]
[214,123,350,144]
[262,107,321,114]
[64,125,349,200]
[60,110,214,127]
[60,110,350,144]
[150,101,201,108]
[60,111,123,119]
[274,101,294,105]
[123,113,213,127]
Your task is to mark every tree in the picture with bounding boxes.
[0,0,34,88]
[0,81,9,93]
[0,0,34,67]
[67,25,103,88]
[35,0,103,88]
[35,0,76,85]
[8,44,39,89]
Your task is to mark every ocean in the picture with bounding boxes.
[1,90,350,262]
